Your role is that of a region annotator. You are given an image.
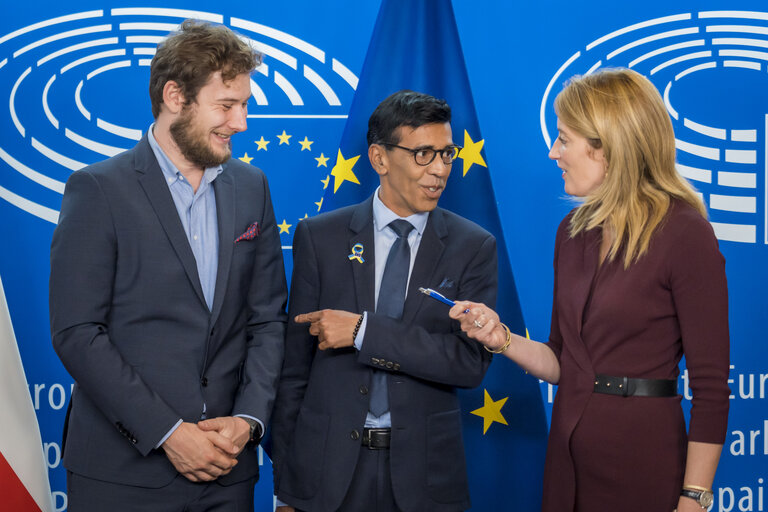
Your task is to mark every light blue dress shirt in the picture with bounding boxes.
[147,126,221,310]
[355,187,429,428]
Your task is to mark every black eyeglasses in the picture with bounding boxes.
[380,143,462,166]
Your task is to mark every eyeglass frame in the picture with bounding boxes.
[377,142,463,166]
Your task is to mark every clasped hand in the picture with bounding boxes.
[162,416,250,482]
[295,309,360,350]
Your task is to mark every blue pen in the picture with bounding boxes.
[418,287,470,313]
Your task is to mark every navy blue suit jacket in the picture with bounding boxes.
[49,135,287,487]
[271,196,497,512]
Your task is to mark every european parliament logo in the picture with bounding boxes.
[540,10,768,245]
[0,8,357,247]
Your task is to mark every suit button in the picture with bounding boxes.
[371,358,379,365]
[131,437,138,444]
[359,385,368,395]
[393,363,400,371]
[201,377,208,387]
[350,430,360,440]
[385,362,394,369]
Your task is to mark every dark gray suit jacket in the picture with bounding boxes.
[271,196,497,512]
[49,135,287,487]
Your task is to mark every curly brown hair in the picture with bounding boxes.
[149,20,261,118]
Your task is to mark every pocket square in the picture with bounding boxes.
[438,277,454,289]
[234,222,260,243]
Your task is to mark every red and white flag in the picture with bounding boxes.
[0,276,53,512]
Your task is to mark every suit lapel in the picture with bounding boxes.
[349,198,376,313]
[211,169,235,326]
[560,227,601,375]
[402,208,446,324]
[134,137,207,309]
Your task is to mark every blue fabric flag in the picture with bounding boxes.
[320,0,548,509]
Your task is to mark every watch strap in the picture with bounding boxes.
[241,417,261,442]
[681,488,713,508]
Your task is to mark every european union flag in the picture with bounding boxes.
[321,0,548,509]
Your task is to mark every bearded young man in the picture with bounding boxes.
[49,20,287,511]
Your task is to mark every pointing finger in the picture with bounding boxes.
[295,311,320,324]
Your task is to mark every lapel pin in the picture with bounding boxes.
[348,243,365,263]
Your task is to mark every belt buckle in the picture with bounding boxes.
[363,428,390,450]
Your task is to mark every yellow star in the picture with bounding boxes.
[330,149,360,193]
[315,153,329,167]
[315,197,324,212]
[471,389,508,434]
[321,175,330,190]
[238,153,253,164]
[277,130,292,145]
[299,136,313,151]
[458,130,487,177]
[277,219,292,234]
[255,136,270,151]
[299,213,308,221]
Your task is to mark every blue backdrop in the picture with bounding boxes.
[1,1,765,511]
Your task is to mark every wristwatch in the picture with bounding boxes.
[681,487,714,508]
[241,417,261,443]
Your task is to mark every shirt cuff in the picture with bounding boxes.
[155,418,183,449]
[275,497,288,508]
[353,312,368,350]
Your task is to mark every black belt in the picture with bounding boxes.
[593,374,677,397]
[361,428,391,450]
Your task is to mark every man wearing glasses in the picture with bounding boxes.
[271,90,498,512]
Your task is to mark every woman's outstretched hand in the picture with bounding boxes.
[449,301,507,351]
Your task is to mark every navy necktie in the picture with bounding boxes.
[369,219,414,416]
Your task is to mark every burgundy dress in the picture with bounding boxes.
[542,200,730,511]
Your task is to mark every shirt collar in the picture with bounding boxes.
[372,186,429,236]
[147,123,223,186]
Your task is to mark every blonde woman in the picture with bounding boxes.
[450,69,729,511]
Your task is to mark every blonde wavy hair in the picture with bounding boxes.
[554,68,706,268]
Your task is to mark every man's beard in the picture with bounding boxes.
[170,106,231,169]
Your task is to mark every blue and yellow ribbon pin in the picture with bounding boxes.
[348,243,365,263]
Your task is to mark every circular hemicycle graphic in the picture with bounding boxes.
[0,8,358,223]
[541,10,768,245]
